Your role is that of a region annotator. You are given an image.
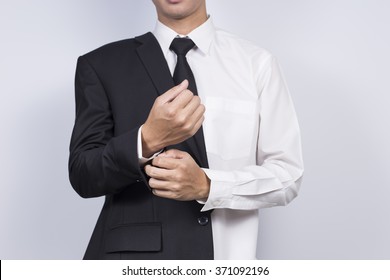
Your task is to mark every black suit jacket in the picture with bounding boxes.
[69,33,213,260]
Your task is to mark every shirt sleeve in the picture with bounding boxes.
[200,56,304,211]
[137,125,164,166]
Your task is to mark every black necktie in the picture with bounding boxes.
[170,37,198,94]
[169,37,209,168]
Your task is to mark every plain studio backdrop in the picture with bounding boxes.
[0,0,389,259]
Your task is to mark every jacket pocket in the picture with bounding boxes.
[105,223,161,253]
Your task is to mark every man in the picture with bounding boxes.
[69,0,303,260]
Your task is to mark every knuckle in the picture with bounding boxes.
[149,168,156,178]
[184,89,194,97]
[166,107,176,118]
[193,96,201,104]
[175,173,183,182]
[155,96,163,105]
[152,157,160,166]
[145,165,152,175]
[176,166,186,178]
[176,115,187,127]
[149,178,156,188]
[196,105,205,116]
[173,182,182,191]
[182,121,193,132]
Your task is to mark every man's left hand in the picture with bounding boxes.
[144,149,210,201]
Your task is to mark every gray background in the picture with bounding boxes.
[1,0,389,259]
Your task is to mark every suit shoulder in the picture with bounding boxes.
[80,37,139,62]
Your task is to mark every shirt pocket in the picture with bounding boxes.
[204,97,257,160]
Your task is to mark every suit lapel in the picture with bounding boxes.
[135,32,209,169]
[135,32,174,95]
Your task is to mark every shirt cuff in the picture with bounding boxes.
[199,167,286,211]
[137,125,164,166]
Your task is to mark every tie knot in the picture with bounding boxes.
[170,37,195,56]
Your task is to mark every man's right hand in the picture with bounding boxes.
[141,80,205,158]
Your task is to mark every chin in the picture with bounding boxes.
[162,7,191,19]
[153,0,205,20]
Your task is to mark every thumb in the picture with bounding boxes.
[159,80,188,104]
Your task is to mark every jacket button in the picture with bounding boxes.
[198,216,209,226]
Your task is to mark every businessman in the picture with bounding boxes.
[69,0,304,259]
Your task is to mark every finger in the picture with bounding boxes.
[191,101,206,121]
[152,188,188,201]
[159,149,187,160]
[169,89,194,109]
[190,114,205,135]
[152,188,175,200]
[181,95,201,116]
[195,102,206,116]
[152,155,180,169]
[145,164,175,180]
[149,177,172,191]
[150,179,184,201]
[159,80,189,104]
[181,104,204,135]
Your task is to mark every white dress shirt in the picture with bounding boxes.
[139,18,304,259]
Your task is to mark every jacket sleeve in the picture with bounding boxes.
[68,56,145,198]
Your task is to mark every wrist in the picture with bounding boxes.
[141,125,163,158]
[199,171,211,200]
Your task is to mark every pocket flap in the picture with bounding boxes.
[105,223,161,253]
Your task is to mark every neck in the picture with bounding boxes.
[158,12,208,35]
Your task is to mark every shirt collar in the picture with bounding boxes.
[153,16,216,56]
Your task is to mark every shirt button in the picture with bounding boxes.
[197,216,209,226]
